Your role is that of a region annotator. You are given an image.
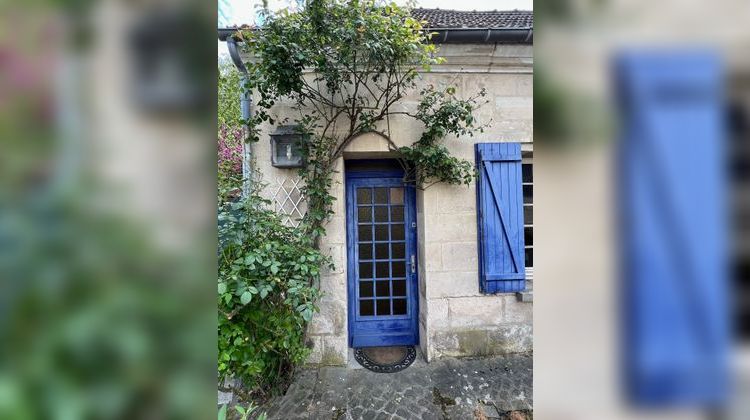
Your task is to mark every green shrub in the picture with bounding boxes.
[217,193,329,400]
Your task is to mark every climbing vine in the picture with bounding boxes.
[239,0,488,244]
[398,85,488,187]
[219,0,489,401]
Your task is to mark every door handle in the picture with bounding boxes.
[411,254,416,274]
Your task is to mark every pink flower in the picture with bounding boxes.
[218,124,244,176]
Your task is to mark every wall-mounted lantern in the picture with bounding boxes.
[270,125,306,168]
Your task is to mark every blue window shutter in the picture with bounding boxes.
[475,143,525,293]
[616,52,728,406]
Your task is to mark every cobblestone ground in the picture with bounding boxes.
[259,353,532,420]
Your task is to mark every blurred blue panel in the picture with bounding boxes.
[616,51,729,407]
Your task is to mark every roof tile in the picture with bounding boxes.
[412,8,533,29]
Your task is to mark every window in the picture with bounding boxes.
[522,152,533,271]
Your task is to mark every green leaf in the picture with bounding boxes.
[301,308,313,322]
[218,405,227,420]
[240,291,253,305]
[218,282,227,294]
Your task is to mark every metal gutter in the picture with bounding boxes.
[427,28,532,44]
[218,27,533,44]
[225,37,254,191]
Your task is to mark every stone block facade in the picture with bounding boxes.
[245,43,533,365]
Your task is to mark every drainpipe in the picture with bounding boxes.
[226,36,253,196]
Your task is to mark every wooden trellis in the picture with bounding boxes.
[270,177,306,227]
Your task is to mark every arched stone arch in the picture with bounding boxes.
[341,131,399,159]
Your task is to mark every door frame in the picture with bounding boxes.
[345,161,420,348]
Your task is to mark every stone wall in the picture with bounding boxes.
[244,43,533,365]
[418,183,533,361]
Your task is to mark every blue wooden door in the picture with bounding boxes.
[346,172,419,348]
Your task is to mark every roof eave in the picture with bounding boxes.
[218,27,533,44]
[427,27,533,44]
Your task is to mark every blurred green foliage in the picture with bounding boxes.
[0,195,215,419]
[534,69,572,143]
[534,67,612,146]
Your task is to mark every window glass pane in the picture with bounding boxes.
[374,225,388,241]
[359,262,373,279]
[393,299,407,315]
[376,299,391,316]
[358,207,372,223]
[375,243,389,260]
[390,188,404,205]
[391,224,405,241]
[374,206,388,222]
[523,185,533,204]
[274,137,302,160]
[522,164,533,183]
[392,261,405,278]
[525,226,533,246]
[392,280,406,297]
[374,188,388,204]
[359,281,373,298]
[524,206,533,225]
[390,206,404,222]
[525,248,533,268]
[375,281,390,297]
[375,261,389,278]
[359,243,373,260]
[391,242,405,259]
[357,188,371,204]
[273,139,289,162]
[358,225,372,241]
[360,299,374,316]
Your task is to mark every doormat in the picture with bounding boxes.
[354,346,416,373]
